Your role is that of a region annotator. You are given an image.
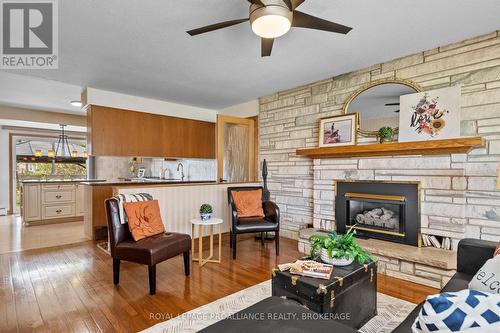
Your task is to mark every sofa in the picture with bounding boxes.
[200,238,497,332]
[393,238,497,332]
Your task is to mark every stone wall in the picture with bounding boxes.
[259,30,500,247]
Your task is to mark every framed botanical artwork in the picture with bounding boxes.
[319,113,358,147]
[399,86,461,142]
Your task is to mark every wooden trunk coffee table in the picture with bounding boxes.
[272,260,377,329]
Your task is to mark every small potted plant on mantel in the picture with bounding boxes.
[309,226,372,266]
[377,126,395,144]
[199,204,213,221]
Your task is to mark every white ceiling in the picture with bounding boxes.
[1,0,500,111]
[0,72,82,114]
[0,119,86,132]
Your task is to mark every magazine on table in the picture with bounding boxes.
[290,261,334,280]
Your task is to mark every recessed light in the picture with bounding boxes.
[70,100,82,108]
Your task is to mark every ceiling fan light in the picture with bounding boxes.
[252,14,291,38]
[250,5,292,39]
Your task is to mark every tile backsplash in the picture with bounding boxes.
[95,156,216,181]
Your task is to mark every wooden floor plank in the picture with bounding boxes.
[0,236,439,332]
[0,254,18,333]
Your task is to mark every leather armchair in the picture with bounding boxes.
[227,186,280,259]
[105,198,191,295]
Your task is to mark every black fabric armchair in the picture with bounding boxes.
[227,186,280,259]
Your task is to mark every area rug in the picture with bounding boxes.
[141,280,417,333]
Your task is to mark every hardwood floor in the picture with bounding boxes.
[0,215,86,254]
[0,235,439,333]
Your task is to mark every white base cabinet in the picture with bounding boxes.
[22,182,84,225]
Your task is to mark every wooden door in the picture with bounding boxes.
[216,115,255,183]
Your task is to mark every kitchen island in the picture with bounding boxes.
[21,179,103,225]
[82,180,259,240]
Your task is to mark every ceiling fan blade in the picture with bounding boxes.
[247,0,266,6]
[292,11,352,34]
[187,18,249,36]
[261,38,274,57]
[282,0,306,10]
[282,0,293,10]
[291,0,306,9]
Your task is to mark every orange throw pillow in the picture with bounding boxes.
[495,242,500,257]
[124,200,165,241]
[231,189,265,218]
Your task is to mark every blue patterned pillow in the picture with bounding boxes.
[412,289,500,332]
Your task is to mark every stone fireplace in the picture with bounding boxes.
[259,31,500,288]
[335,180,420,246]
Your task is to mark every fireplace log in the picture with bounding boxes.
[355,208,399,230]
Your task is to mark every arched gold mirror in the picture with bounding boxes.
[343,79,423,137]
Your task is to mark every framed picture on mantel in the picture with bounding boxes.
[399,86,461,142]
[319,113,358,147]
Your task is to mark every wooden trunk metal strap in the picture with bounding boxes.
[316,284,327,295]
[334,276,344,287]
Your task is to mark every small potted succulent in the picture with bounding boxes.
[378,126,395,144]
[199,204,213,221]
[309,226,372,266]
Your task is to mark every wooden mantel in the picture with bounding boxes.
[296,137,485,159]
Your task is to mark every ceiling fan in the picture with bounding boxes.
[385,102,400,113]
[187,0,352,57]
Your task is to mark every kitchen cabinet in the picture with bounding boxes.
[21,182,84,225]
[75,184,85,216]
[86,105,215,158]
[22,183,41,222]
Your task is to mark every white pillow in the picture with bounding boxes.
[469,256,500,295]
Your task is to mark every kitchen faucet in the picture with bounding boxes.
[176,162,185,180]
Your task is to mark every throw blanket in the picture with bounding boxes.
[114,193,153,224]
[412,289,500,333]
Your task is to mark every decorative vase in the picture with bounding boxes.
[200,213,212,221]
[320,248,354,266]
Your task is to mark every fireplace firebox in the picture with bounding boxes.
[335,181,420,246]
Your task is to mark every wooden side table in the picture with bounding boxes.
[191,218,223,267]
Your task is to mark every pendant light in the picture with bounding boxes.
[54,124,72,158]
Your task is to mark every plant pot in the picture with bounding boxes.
[379,137,393,144]
[320,248,354,266]
[200,213,212,221]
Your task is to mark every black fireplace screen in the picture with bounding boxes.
[336,181,420,246]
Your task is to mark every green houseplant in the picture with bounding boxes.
[378,126,395,143]
[199,204,213,221]
[309,226,372,266]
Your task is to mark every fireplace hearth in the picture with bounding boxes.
[335,181,420,246]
